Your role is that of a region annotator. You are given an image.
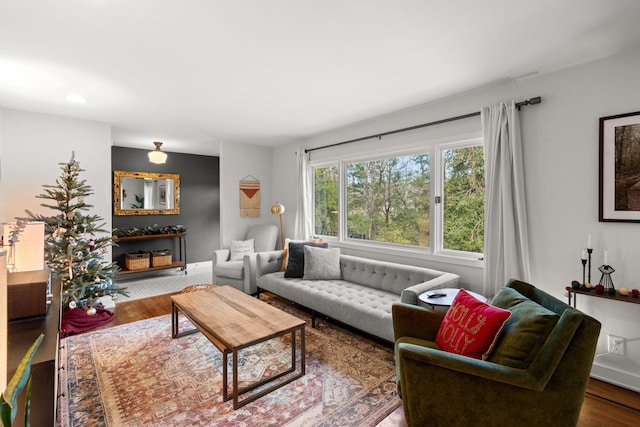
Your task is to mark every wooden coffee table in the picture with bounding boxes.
[171,285,306,409]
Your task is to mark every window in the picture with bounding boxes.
[346,154,430,245]
[314,165,339,237]
[312,137,484,259]
[441,145,484,253]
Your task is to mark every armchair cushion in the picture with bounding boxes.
[213,260,244,279]
[229,238,254,261]
[489,287,559,369]
[435,289,511,359]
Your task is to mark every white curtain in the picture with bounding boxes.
[482,101,531,296]
[143,179,156,209]
[293,149,313,240]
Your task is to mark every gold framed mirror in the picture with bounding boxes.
[113,170,180,216]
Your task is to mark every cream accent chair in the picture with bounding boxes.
[212,224,278,294]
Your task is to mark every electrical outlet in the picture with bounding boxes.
[608,334,626,356]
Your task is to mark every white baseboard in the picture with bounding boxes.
[591,353,640,393]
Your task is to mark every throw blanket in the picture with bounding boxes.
[61,307,114,337]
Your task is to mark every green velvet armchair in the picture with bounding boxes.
[392,279,601,427]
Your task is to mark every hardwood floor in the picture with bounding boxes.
[93,292,178,330]
[96,293,640,426]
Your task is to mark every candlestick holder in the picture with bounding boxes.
[587,248,593,283]
[581,258,587,286]
[598,264,615,295]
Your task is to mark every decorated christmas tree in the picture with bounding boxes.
[25,153,128,311]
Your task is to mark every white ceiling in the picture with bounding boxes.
[1,0,640,155]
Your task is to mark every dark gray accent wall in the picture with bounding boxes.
[111,146,219,268]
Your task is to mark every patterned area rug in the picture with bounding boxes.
[57,297,400,426]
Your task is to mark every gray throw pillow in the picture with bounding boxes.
[303,245,341,280]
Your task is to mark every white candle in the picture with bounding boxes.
[582,249,587,260]
[604,249,608,266]
[587,234,592,249]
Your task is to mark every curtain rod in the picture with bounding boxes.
[305,96,542,154]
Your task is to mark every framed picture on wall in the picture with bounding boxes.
[599,110,640,222]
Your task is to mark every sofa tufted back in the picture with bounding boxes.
[339,254,450,295]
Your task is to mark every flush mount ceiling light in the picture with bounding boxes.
[148,141,168,164]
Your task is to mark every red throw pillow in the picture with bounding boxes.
[435,289,511,359]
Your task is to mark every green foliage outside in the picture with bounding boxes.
[314,146,484,253]
[314,166,339,236]
[346,154,430,246]
[443,146,485,252]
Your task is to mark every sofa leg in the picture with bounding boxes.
[256,287,261,299]
[312,311,316,328]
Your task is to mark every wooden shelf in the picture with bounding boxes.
[113,232,187,276]
[117,261,186,275]
[113,232,186,242]
[567,287,640,306]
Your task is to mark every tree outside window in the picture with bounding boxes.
[314,165,339,236]
[346,154,430,246]
[442,145,484,253]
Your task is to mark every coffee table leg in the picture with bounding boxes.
[171,302,178,338]
[222,350,229,402]
[233,349,239,409]
[224,326,306,409]
[301,325,306,375]
[291,330,296,371]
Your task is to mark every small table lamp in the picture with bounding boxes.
[271,202,285,249]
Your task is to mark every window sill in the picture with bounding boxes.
[319,237,484,269]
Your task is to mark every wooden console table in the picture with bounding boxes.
[113,233,187,275]
[567,287,640,308]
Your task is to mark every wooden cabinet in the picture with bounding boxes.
[113,233,187,275]
[7,278,61,427]
[7,270,50,320]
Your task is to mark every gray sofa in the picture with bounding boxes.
[255,251,461,343]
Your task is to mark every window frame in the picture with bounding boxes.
[310,135,484,266]
[434,137,485,259]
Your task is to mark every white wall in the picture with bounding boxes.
[0,109,113,249]
[219,141,277,247]
[273,47,640,391]
[0,250,6,389]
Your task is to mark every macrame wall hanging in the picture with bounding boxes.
[239,176,260,217]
